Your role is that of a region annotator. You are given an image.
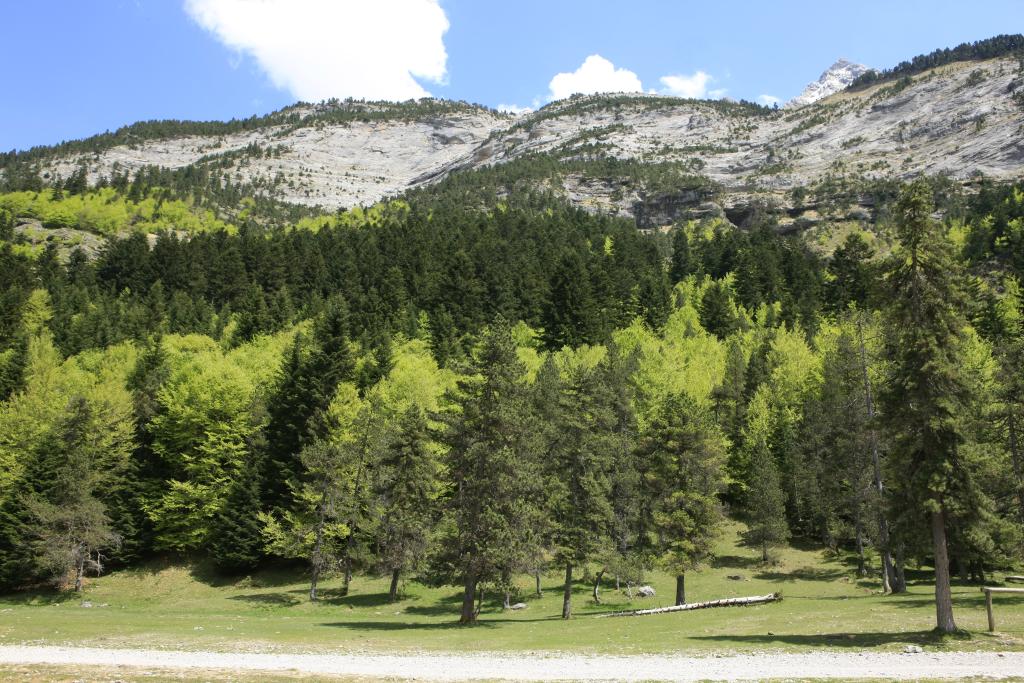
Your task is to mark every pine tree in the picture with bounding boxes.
[437,318,542,623]
[712,338,747,446]
[374,406,440,601]
[881,179,977,633]
[637,392,726,605]
[544,361,616,619]
[699,280,738,339]
[541,252,599,350]
[19,397,121,591]
[264,296,355,508]
[826,233,876,313]
[742,441,790,562]
[669,227,693,283]
[208,450,266,573]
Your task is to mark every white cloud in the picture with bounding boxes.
[758,94,781,106]
[496,104,533,116]
[548,55,643,101]
[184,0,449,102]
[658,71,713,99]
[708,88,729,99]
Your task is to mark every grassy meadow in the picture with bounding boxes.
[1,523,1022,655]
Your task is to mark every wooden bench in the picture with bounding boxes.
[981,587,1024,632]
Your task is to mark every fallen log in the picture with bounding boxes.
[597,592,781,617]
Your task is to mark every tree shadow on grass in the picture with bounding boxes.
[887,593,1024,609]
[754,566,846,583]
[712,554,762,570]
[228,592,303,607]
[323,613,563,631]
[316,591,399,608]
[188,559,308,589]
[0,587,80,606]
[690,629,975,649]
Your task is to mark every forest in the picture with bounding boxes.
[1,168,1024,632]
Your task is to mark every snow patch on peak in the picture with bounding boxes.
[787,58,870,108]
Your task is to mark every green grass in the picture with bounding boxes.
[1,522,1022,655]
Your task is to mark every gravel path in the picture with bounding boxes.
[1,645,1023,681]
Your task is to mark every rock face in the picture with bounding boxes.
[28,56,1024,220]
[48,105,507,211]
[787,58,871,108]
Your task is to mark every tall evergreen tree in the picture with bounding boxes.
[264,296,355,507]
[437,318,542,623]
[208,449,266,573]
[374,406,441,601]
[700,280,738,339]
[741,440,790,562]
[637,392,726,605]
[881,179,977,633]
[669,227,693,283]
[541,252,599,350]
[18,397,121,591]
[544,361,616,619]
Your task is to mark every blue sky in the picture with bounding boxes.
[2,0,1021,152]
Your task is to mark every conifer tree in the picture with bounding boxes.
[669,227,693,283]
[700,280,738,339]
[20,397,122,591]
[881,179,977,633]
[374,406,440,601]
[637,392,726,605]
[742,440,790,562]
[438,318,542,623]
[264,296,355,508]
[712,338,747,446]
[544,361,616,619]
[208,450,266,573]
[541,252,599,350]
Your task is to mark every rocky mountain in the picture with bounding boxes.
[787,58,871,108]
[9,47,1024,232]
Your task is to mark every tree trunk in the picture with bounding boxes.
[535,569,542,597]
[388,568,401,602]
[459,570,477,624]
[893,544,908,593]
[615,575,620,591]
[956,556,968,583]
[857,319,897,593]
[74,547,85,593]
[340,550,352,596]
[930,509,958,633]
[761,542,769,563]
[562,562,573,620]
[1009,411,1024,524]
[593,569,604,605]
[675,573,686,606]
[854,515,867,577]
[309,488,328,602]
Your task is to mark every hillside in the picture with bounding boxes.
[4,51,1022,229]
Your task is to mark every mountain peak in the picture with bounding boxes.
[787,58,870,108]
